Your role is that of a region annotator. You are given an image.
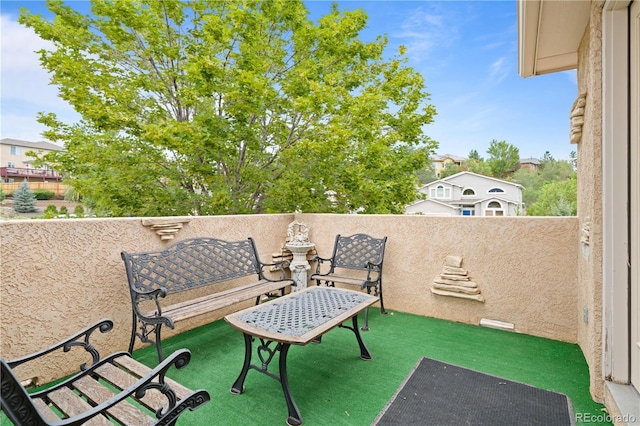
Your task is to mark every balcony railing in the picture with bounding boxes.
[0,166,62,181]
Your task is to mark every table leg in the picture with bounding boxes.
[279,343,303,426]
[351,315,372,360]
[230,333,253,394]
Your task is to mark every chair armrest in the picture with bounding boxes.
[311,256,332,275]
[7,319,114,370]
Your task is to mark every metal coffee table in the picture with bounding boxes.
[225,286,379,425]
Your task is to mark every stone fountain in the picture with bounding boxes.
[284,220,315,291]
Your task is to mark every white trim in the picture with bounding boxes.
[602,0,631,384]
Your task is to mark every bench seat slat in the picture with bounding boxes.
[33,398,62,422]
[73,375,155,426]
[46,386,113,426]
[95,362,169,412]
[111,355,193,400]
[147,280,292,323]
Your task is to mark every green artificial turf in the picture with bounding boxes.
[0,309,612,425]
[129,309,611,426]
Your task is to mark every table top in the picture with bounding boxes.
[224,286,379,345]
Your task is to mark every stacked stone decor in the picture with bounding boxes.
[431,255,484,302]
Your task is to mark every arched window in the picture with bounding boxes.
[485,201,504,216]
[462,188,475,197]
[429,184,451,199]
[488,187,505,193]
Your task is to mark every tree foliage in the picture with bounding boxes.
[512,154,577,216]
[525,175,577,216]
[486,139,520,178]
[21,0,437,216]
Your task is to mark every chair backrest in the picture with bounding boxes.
[331,234,387,272]
[1,358,48,426]
[121,237,262,294]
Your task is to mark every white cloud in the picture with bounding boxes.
[488,56,509,84]
[0,14,78,141]
[394,6,459,62]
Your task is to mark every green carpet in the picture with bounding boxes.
[132,310,609,425]
[1,310,611,425]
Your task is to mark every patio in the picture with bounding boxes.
[143,309,609,425]
[1,308,608,425]
[0,212,620,424]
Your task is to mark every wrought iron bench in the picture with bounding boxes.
[121,237,294,362]
[0,319,210,426]
[310,233,388,330]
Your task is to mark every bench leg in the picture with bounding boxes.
[155,324,165,362]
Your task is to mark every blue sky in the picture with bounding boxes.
[0,0,578,161]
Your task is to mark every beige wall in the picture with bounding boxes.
[1,214,579,385]
[575,1,605,401]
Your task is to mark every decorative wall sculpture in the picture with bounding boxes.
[431,255,484,302]
[570,92,587,144]
[141,218,191,241]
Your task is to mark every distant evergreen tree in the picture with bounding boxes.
[13,181,37,213]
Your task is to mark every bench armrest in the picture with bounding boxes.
[6,319,114,370]
[260,260,291,281]
[2,349,210,426]
[56,350,206,425]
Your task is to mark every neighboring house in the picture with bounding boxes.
[519,0,639,421]
[430,153,467,177]
[517,157,540,172]
[406,171,524,216]
[0,138,65,194]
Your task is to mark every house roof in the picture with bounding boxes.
[0,138,63,152]
[517,0,590,77]
[406,198,459,211]
[431,154,467,162]
[422,171,524,190]
[520,157,540,165]
[449,196,520,207]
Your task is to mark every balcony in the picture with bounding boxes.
[0,166,62,181]
[0,214,618,424]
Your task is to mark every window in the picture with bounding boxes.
[430,184,451,199]
[488,187,505,193]
[10,146,21,155]
[462,188,475,197]
[461,208,475,216]
[485,201,504,216]
[7,162,15,168]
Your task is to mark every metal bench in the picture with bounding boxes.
[0,319,209,426]
[121,237,294,362]
[311,233,388,330]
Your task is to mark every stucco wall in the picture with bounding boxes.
[1,214,579,385]
[575,1,605,400]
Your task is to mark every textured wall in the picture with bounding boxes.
[300,214,579,340]
[575,1,605,400]
[1,213,579,385]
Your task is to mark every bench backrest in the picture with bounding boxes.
[330,234,387,273]
[121,237,263,294]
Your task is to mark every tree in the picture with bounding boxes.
[13,181,37,213]
[21,0,437,216]
[439,162,461,179]
[486,139,520,178]
[526,176,577,216]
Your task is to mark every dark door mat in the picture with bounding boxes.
[373,357,574,426]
